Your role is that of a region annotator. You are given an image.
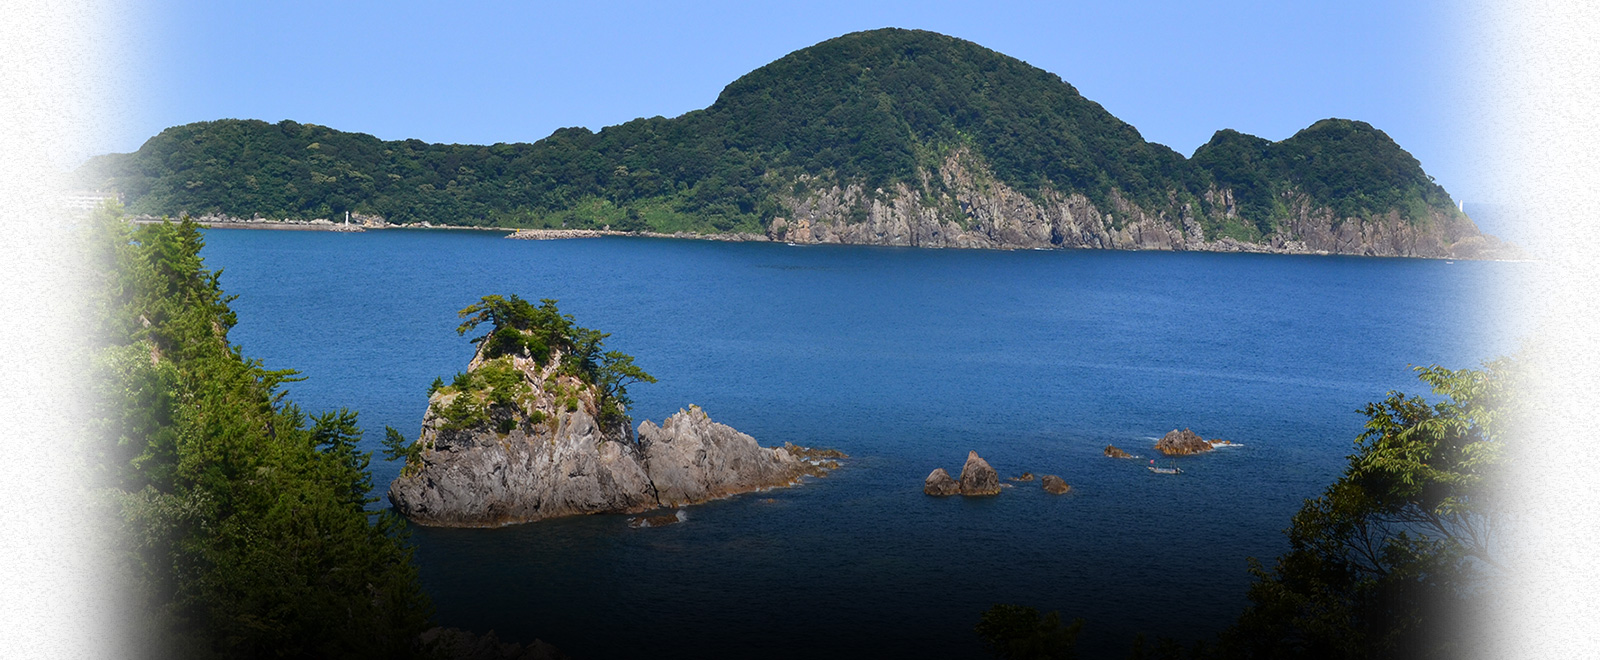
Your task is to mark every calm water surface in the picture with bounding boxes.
[200,229,1522,659]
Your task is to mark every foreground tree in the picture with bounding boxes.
[975,604,1085,660]
[1218,358,1515,659]
[90,211,432,658]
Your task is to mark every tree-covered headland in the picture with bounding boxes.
[79,29,1461,244]
[88,206,433,658]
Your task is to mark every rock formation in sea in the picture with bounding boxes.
[638,406,834,507]
[1040,475,1071,495]
[958,451,1002,496]
[1007,472,1036,482]
[1104,445,1132,459]
[1155,428,1215,456]
[924,468,961,496]
[386,339,837,527]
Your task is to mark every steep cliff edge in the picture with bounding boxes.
[764,146,1515,260]
[386,296,835,527]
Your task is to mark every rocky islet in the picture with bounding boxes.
[386,340,841,527]
[1155,428,1219,456]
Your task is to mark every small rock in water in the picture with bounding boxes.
[1154,428,1215,456]
[924,468,961,496]
[1104,445,1132,459]
[958,451,1001,496]
[1007,472,1036,482]
[1041,475,1071,495]
[782,442,849,460]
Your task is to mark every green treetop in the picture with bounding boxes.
[1220,357,1515,659]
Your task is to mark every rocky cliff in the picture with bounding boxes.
[386,344,835,527]
[764,149,1516,260]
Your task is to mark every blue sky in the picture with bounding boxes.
[125,0,1479,198]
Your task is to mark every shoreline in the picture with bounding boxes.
[139,216,1528,262]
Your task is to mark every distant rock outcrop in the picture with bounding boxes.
[1104,445,1132,459]
[924,468,961,496]
[958,451,1002,496]
[1155,428,1215,456]
[1040,475,1071,495]
[387,342,837,527]
[1008,472,1036,482]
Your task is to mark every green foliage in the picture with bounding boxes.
[1191,120,1458,233]
[432,359,535,432]
[382,426,423,477]
[89,212,431,658]
[592,350,657,428]
[975,604,1085,660]
[78,30,1455,238]
[457,294,569,363]
[445,295,655,432]
[1218,358,1515,660]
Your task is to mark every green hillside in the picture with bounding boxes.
[1192,119,1456,236]
[79,28,1456,239]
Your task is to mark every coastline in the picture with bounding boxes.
[140,214,1526,261]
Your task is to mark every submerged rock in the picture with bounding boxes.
[628,509,687,529]
[1007,472,1036,482]
[1104,445,1132,459]
[958,451,1001,496]
[1155,428,1215,456]
[782,442,849,460]
[1041,475,1071,495]
[924,468,961,496]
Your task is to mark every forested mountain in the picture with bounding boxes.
[79,28,1501,258]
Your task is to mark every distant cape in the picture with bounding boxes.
[79,28,1515,259]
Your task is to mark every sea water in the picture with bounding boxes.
[200,228,1523,658]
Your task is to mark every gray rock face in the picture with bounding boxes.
[387,347,834,527]
[638,405,812,507]
[924,468,960,496]
[763,149,1517,260]
[1041,474,1071,495]
[1155,428,1214,456]
[958,451,1001,496]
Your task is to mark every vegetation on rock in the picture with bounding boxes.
[442,294,655,432]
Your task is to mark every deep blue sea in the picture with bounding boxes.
[199,228,1524,659]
